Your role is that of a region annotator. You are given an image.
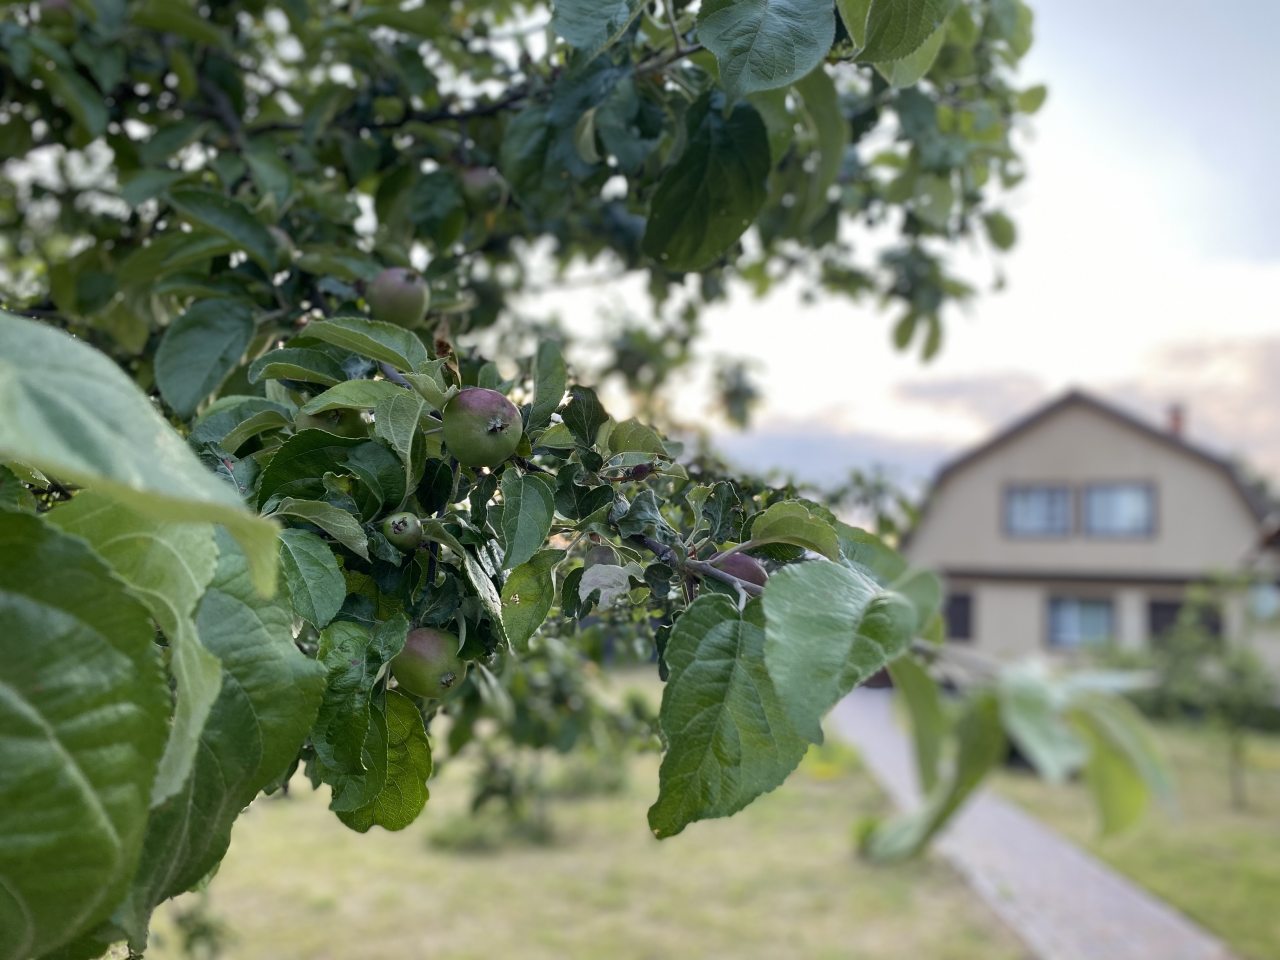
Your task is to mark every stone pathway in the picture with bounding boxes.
[830,689,1237,960]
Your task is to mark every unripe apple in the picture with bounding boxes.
[367,266,430,328]
[441,387,521,468]
[392,627,467,700]
[295,408,367,438]
[381,512,422,551]
[460,167,509,213]
[713,553,768,587]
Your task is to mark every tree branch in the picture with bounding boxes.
[630,535,764,598]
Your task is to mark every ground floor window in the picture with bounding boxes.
[1047,597,1114,649]
[945,593,972,642]
[1148,599,1222,642]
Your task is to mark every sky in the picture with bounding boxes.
[541,0,1280,492]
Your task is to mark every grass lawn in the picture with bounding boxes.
[148,671,1024,960]
[994,721,1280,960]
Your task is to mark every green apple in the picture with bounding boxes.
[367,266,430,328]
[295,408,367,438]
[442,387,522,468]
[391,628,467,700]
[381,512,423,551]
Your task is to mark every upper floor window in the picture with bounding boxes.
[1082,483,1155,537]
[1004,485,1072,537]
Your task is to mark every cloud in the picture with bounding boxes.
[1110,337,1280,480]
[711,420,952,491]
[893,374,1049,430]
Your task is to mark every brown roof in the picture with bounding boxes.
[904,389,1271,547]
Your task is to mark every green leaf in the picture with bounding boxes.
[640,94,768,272]
[501,549,565,650]
[270,497,370,561]
[887,656,947,793]
[528,339,567,435]
[643,93,771,272]
[792,68,848,231]
[0,312,279,595]
[997,663,1087,784]
[461,549,507,644]
[562,385,609,448]
[608,418,668,456]
[402,359,453,412]
[551,0,646,57]
[748,500,839,559]
[373,389,426,488]
[47,492,220,806]
[34,58,108,138]
[499,470,556,570]
[133,0,229,48]
[297,316,429,372]
[875,11,948,86]
[220,408,293,455]
[244,141,294,206]
[983,211,1017,250]
[859,0,952,63]
[278,528,345,628]
[649,596,808,838]
[118,231,236,287]
[312,616,409,812]
[763,560,916,742]
[336,690,432,833]
[861,692,1004,861]
[0,465,36,514]
[248,347,347,387]
[697,0,836,100]
[1016,84,1048,114]
[1069,693,1173,835]
[301,379,405,414]
[0,514,166,959]
[117,529,325,945]
[155,299,255,418]
[254,429,365,508]
[167,188,278,271]
[835,0,872,47]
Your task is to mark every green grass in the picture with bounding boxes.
[148,671,1023,960]
[994,721,1280,960]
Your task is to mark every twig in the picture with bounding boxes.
[630,534,764,598]
[379,362,412,388]
[248,86,531,137]
[637,43,704,76]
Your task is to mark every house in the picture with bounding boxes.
[903,389,1280,668]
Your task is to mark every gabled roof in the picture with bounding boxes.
[906,389,1271,546]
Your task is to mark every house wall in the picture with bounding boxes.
[907,403,1259,578]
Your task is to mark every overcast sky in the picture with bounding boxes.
[546,0,1280,491]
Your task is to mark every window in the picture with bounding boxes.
[1048,597,1114,649]
[1005,485,1072,537]
[1148,599,1222,641]
[945,593,972,642]
[1083,483,1155,537]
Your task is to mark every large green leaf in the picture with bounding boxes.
[248,347,346,387]
[269,497,369,560]
[300,379,405,414]
[155,299,256,418]
[792,68,848,231]
[551,0,646,57]
[254,429,365,508]
[997,663,1087,785]
[373,389,426,489]
[335,690,432,833]
[499,470,556,570]
[860,691,1004,861]
[296,316,429,373]
[1069,693,1173,835]
[47,492,220,806]
[762,560,916,742]
[748,500,839,559]
[311,616,410,812]
[887,655,947,793]
[528,339,567,436]
[641,94,771,272]
[167,188,278,271]
[649,596,808,838]
[0,514,167,960]
[859,0,952,62]
[697,0,836,99]
[875,12,948,86]
[116,529,325,947]
[278,528,345,629]
[0,312,279,595]
[500,549,565,650]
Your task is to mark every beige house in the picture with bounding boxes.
[904,390,1279,667]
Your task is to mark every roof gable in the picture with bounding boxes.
[918,388,1269,528]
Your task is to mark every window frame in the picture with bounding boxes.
[1080,481,1158,539]
[1002,483,1074,540]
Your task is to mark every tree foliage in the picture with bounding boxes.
[0,3,1167,958]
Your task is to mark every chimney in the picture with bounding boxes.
[1167,402,1185,439]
